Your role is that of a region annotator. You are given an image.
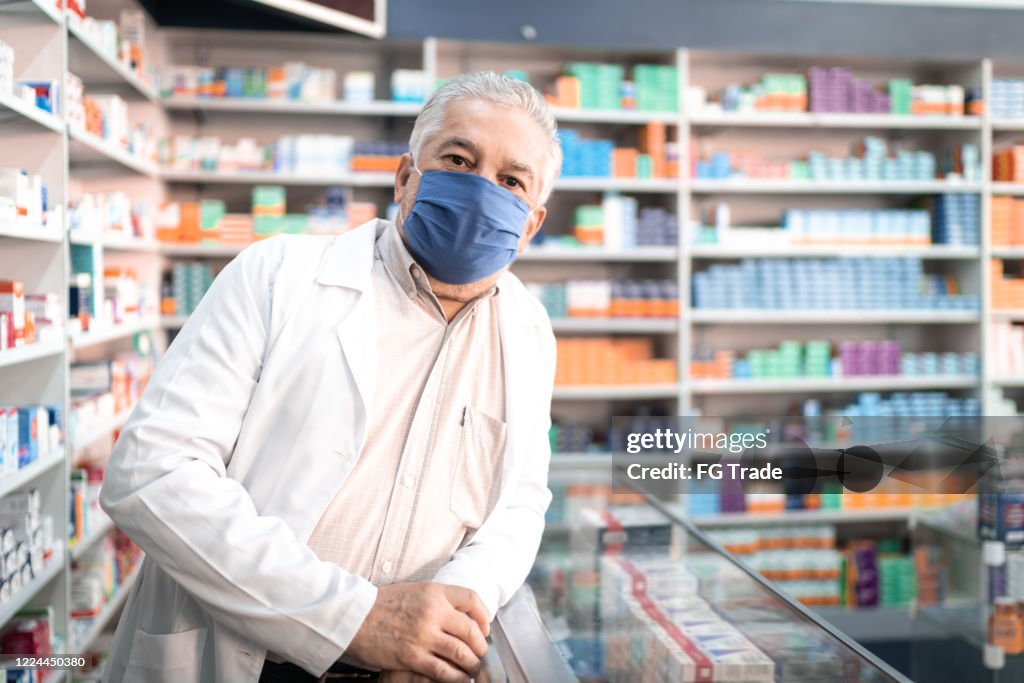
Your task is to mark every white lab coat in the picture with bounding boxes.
[99,219,556,683]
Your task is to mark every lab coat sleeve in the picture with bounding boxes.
[99,239,378,676]
[432,324,556,619]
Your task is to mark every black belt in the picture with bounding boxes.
[259,659,380,681]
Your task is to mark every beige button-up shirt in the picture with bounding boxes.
[306,222,507,585]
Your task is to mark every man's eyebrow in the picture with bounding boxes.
[436,136,480,155]
[506,160,536,179]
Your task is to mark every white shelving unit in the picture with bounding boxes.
[3,7,1023,666]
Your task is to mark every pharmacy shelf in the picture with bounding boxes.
[70,516,115,562]
[690,179,983,194]
[991,118,1024,131]
[0,338,64,369]
[690,111,981,130]
[991,310,1024,321]
[555,178,679,193]
[69,318,159,350]
[0,548,64,630]
[0,0,64,24]
[552,385,679,400]
[0,220,63,243]
[549,453,611,469]
[159,243,247,258]
[991,182,1024,196]
[517,246,678,262]
[71,567,139,653]
[69,233,161,253]
[0,451,65,502]
[550,318,677,333]
[692,508,913,528]
[992,247,1024,259]
[68,127,159,178]
[689,374,979,395]
[690,309,980,324]
[72,406,133,456]
[160,315,189,328]
[993,377,1024,388]
[549,106,679,124]
[689,244,980,260]
[0,90,63,134]
[67,21,158,102]
[162,96,422,117]
[160,169,394,187]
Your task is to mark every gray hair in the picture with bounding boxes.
[409,71,562,205]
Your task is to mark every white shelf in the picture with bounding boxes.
[0,220,62,243]
[0,548,64,629]
[552,385,678,400]
[0,0,62,24]
[993,377,1024,388]
[159,243,248,258]
[69,233,161,253]
[68,127,159,177]
[690,179,983,194]
[549,106,679,124]
[691,309,980,324]
[72,407,133,455]
[162,96,422,116]
[550,318,677,333]
[991,182,1024,196]
[689,244,979,260]
[71,567,139,653]
[992,118,1024,131]
[70,318,159,350]
[70,515,115,561]
[67,21,158,102]
[693,507,912,527]
[555,177,678,192]
[0,339,64,368]
[161,315,189,328]
[518,246,678,262]
[689,374,979,394]
[690,111,981,130]
[0,90,63,133]
[161,169,394,187]
[0,451,65,501]
[992,247,1024,259]
[991,310,1024,321]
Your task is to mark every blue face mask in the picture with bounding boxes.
[400,167,532,285]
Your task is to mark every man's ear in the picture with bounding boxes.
[394,153,415,205]
[517,206,547,253]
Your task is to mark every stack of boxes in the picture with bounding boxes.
[0,490,55,595]
[169,262,214,317]
[0,407,60,473]
[0,168,50,229]
[991,79,1024,119]
[565,195,677,248]
[546,62,677,112]
[992,259,1024,311]
[554,337,676,386]
[529,279,679,320]
[560,124,678,179]
[992,196,1024,246]
[994,143,1024,182]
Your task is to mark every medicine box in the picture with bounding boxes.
[16,406,40,467]
[5,408,17,472]
[0,280,25,348]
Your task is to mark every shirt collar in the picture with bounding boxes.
[377,219,501,302]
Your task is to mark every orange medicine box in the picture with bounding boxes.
[0,281,25,348]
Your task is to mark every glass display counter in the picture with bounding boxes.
[487,487,908,682]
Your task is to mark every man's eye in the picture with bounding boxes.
[447,155,467,166]
[504,177,521,188]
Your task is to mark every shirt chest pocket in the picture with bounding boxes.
[450,407,507,529]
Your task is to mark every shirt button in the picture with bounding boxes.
[381,560,394,575]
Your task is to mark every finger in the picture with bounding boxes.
[409,652,470,683]
[441,586,491,637]
[441,609,488,659]
[432,632,482,676]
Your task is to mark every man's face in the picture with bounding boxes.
[393,98,550,303]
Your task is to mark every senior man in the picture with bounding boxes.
[99,71,559,683]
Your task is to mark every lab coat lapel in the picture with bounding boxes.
[497,282,537,486]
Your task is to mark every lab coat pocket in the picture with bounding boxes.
[124,627,207,683]
[450,407,507,529]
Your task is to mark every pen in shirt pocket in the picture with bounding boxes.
[460,406,467,426]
